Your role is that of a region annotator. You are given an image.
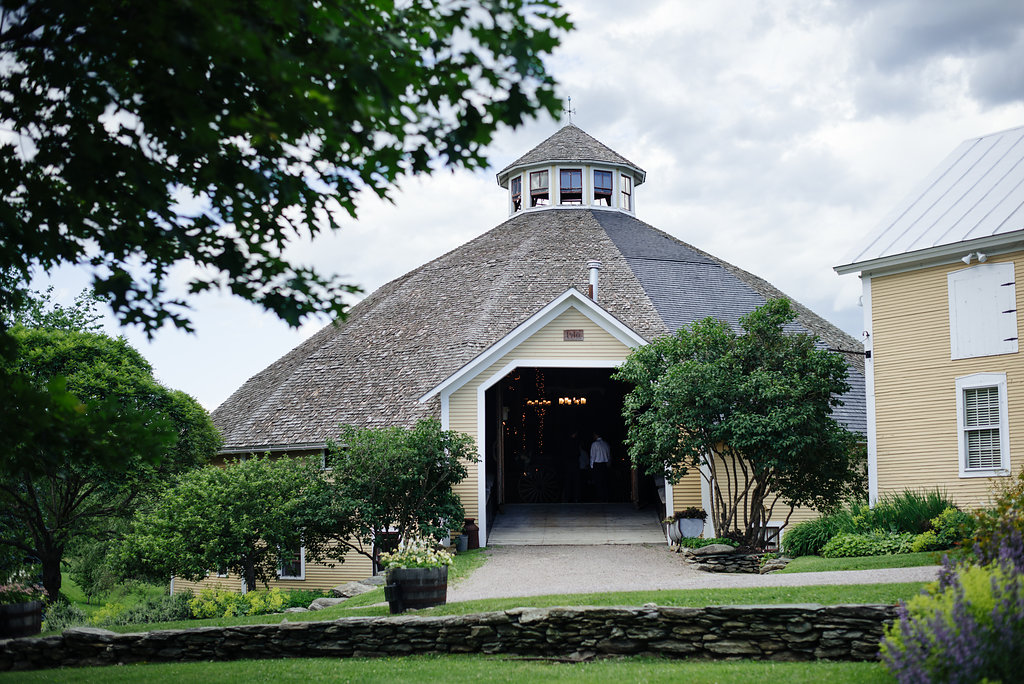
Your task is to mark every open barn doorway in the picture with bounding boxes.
[482,366,664,542]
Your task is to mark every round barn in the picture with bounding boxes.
[193,124,866,593]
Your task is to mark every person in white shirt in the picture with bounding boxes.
[590,433,611,502]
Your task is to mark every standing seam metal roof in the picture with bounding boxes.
[841,124,1024,269]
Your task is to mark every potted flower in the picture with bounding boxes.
[675,507,707,538]
[379,536,453,614]
[0,583,44,638]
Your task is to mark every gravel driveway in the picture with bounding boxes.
[447,544,940,602]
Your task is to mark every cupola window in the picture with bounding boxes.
[530,170,549,206]
[594,170,612,206]
[511,176,522,212]
[559,168,583,205]
[621,174,632,211]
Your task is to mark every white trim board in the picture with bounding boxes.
[419,288,648,403]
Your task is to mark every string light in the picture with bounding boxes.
[557,397,587,405]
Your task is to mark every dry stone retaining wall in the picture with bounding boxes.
[0,604,896,671]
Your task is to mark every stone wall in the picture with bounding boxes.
[0,604,896,671]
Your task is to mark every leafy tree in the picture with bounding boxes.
[328,418,476,565]
[613,299,863,548]
[120,456,346,591]
[0,0,571,333]
[0,327,220,600]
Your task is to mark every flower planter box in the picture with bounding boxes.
[0,601,42,638]
[385,566,448,614]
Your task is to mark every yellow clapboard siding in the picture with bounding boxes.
[871,252,1024,509]
[670,469,702,511]
[171,545,375,595]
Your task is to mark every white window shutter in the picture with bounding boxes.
[948,262,1018,359]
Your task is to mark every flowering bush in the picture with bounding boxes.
[881,557,1024,682]
[0,583,43,605]
[378,536,453,569]
[881,468,1024,682]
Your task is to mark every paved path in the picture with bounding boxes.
[447,544,940,603]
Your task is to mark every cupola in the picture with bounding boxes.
[496,124,646,217]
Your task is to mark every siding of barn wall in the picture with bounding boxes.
[172,547,375,596]
[870,252,1024,509]
[670,469,702,512]
[449,307,634,525]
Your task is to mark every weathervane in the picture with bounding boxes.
[563,95,576,124]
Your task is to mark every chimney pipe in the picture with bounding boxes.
[587,260,601,302]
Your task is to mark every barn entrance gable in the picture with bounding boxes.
[419,288,656,545]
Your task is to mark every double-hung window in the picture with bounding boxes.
[594,170,613,206]
[510,176,522,212]
[530,171,549,206]
[956,373,1010,477]
[278,544,305,580]
[621,174,632,210]
[559,168,583,204]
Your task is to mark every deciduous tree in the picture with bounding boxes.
[328,418,476,566]
[121,456,345,592]
[0,327,220,600]
[613,299,863,548]
[0,0,571,332]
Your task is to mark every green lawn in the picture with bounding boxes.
[64,581,926,634]
[0,654,895,683]
[779,552,944,574]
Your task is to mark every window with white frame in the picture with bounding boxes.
[593,170,612,206]
[278,544,305,580]
[530,170,549,206]
[620,174,632,210]
[948,263,1018,360]
[956,372,1010,477]
[510,175,522,212]
[559,168,583,204]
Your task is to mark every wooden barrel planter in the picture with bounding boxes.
[384,566,448,614]
[0,601,43,638]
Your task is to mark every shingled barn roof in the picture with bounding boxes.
[497,124,645,185]
[213,208,866,451]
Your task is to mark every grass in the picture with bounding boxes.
[60,582,927,634]
[779,552,944,574]
[0,654,895,683]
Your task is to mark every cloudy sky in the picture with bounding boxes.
[39,0,1024,411]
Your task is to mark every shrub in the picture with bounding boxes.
[911,507,975,553]
[971,467,1024,570]
[782,512,854,557]
[43,601,88,632]
[820,531,913,558]
[187,587,295,619]
[281,589,330,609]
[91,592,194,627]
[857,489,956,535]
[881,561,1024,683]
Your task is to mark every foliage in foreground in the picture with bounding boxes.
[615,299,863,548]
[0,0,572,334]
[0,654,895,684]
[881,467,1024,683]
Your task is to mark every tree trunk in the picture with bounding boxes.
[40,550,63,602]
[243,561,256,593]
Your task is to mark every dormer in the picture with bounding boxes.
[496,124,646,217]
